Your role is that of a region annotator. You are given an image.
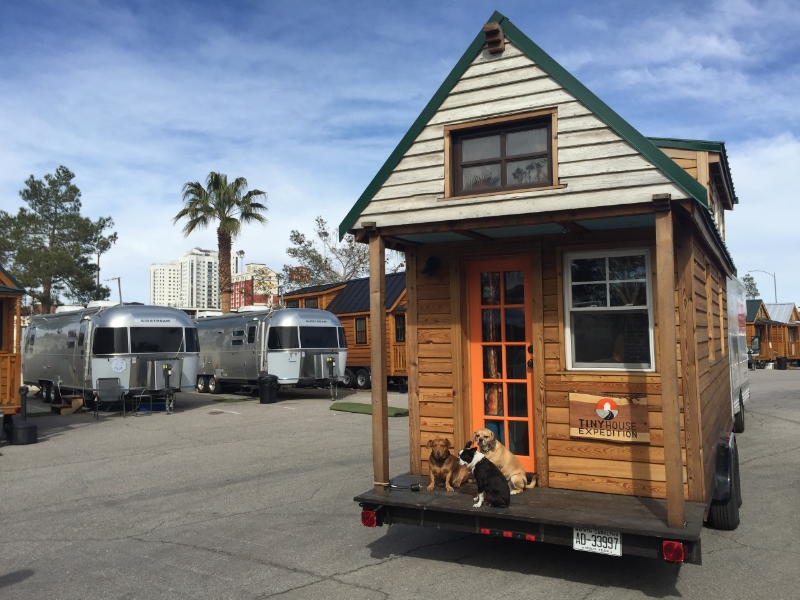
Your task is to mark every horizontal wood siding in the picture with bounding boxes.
[339,311,409,378]
[0,354,20,407]
[359,41,684,229]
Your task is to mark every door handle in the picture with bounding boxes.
[527,359,533,368]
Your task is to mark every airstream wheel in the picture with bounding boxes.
[208,376,223,394]
[196,377,208,394]
[342,368,356,388]
[355,368,371,390]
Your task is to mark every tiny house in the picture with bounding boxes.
[746,299,778,362]
[765,303,800,364]
[347,12,746,564]
[0,266,24,429]
[285,274,408,389]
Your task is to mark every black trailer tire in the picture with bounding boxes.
[342,368,356,388]
[733,395,745,433]
[196,376,209,394]
[355,368,371,390]
[208,376,223,394]
[708,444,741,530]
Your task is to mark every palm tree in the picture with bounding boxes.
[173,172,267,313]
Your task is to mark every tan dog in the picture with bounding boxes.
[426,438,471,492]
[473,428,537,495]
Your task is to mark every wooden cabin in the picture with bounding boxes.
[0,266,25,424]
[284,274,408,388]
[765,303,800,363]
[346,12,745,549]
[746,299,779,362]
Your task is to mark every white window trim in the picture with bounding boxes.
[563,247,655,372]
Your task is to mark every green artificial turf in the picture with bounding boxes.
[330,402,408,417]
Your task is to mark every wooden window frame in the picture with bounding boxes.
[355,317,367,345]
[304,297,319,309]
[394,313,406,343]
[285,299,299,308]
[443,109,560,200]
[563,248,655,372]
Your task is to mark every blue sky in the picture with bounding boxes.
[1,0,799,305]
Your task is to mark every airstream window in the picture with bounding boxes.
[233,330,245,337]
[299,327,338,349]
[185,328,199,352]
[268,326,299,350]
[232,339,243,346]
[78,324,86,347]
[130,327,183,353]
[338,327,347,349]
[93,327,129,354]
[247,326,256,344]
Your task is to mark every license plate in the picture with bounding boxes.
[573,527,621,556]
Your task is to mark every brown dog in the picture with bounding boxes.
[426,438,471,492]
[473,428,537,495]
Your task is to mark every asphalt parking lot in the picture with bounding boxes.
[1,371,799,599]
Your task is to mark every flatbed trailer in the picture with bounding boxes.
[356,475,706,564]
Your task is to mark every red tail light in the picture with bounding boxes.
[502,531,513,538]
[480,528,491,535]
[525,534,536,541]
[361,510,377,528]
[662,540,687,563]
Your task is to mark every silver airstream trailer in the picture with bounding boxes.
[22,305,200,401]
[194,308,346,393]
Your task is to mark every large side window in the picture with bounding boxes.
[451,116,552,196]
[93,327,129,355]
[267,326,299,350]
[564,249,654,371]
[355,317,367,345]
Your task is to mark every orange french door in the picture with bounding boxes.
[468,257,536,472]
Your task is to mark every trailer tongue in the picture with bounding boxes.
[355,475,705,564]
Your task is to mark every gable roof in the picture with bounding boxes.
[765,303,800,324]
[746,299,769,322]
[0,265,25,294]
[284,281,346,297]
[325,272,406,314]
[339,10,710,239]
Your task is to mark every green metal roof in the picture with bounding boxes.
[339,10,710,239]
[648,137,738,205]
[746,299,767,322]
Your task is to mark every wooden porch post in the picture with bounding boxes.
[369,234,389,494]
[654,196,686,528]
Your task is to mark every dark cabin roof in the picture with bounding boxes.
[326,272,406,315]
[746,299,766,322]
[0,265,25,295]
[284,281,346,297]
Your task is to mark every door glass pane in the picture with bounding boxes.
[462,134,500,162]
[609,282,647,307]
[506,128,547,156]
[506,346,526,379]
[484,419,505,445]
[483,346,502,379]
[571,258,606,282]
[481,272,500,305]
[463,165,501,191]
[572,284,607,308]
[504,270,525,304]
[505,308,525,342]
[482,309,501,342]
[508,421,530,456]
[507,157,549,185]
[507,384,528,417]
[484,384,504,416]
[608,255,646,280]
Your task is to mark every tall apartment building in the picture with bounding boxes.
[150,248,220,309]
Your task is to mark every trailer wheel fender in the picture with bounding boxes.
[708,432,741,530]
[733,393,745,433]
[712,432,736,503]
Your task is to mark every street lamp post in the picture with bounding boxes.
[105,277,122,305]
[747,270,777,303]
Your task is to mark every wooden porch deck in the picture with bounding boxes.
[355,474,706,543]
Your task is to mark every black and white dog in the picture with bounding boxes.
[457,443,511,508]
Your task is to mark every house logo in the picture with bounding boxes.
[595,398,619,420]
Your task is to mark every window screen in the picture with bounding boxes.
[355,318,367,345]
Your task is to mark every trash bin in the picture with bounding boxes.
[777,357,788,370]
[258,374,279,404]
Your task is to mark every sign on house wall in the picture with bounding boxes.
[569,392,650,443]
